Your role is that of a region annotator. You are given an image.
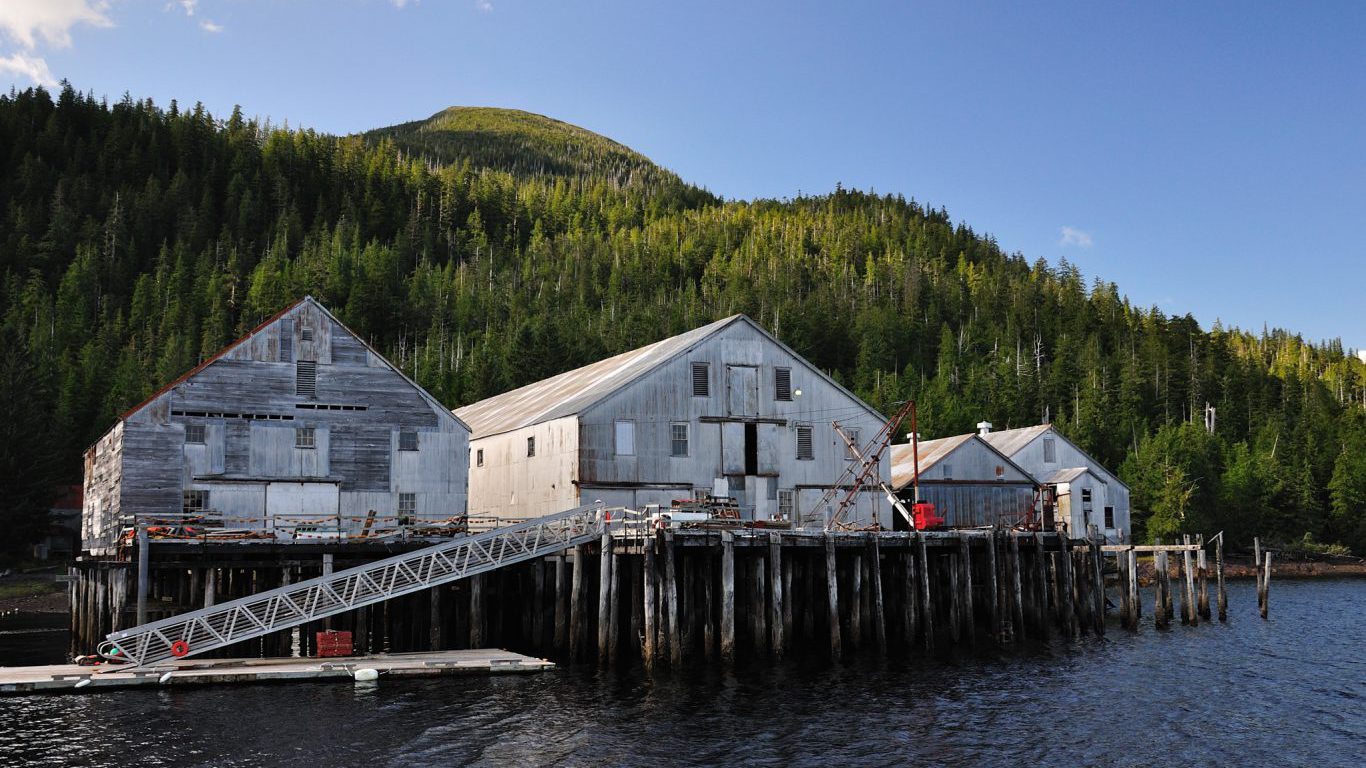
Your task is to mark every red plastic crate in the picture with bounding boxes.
[315,630,353,657]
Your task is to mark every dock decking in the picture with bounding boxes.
[0,649,554,695]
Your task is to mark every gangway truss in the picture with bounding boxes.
[100,502,612,669]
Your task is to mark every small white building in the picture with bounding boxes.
[979,423,1131,542]
[455,315,890,527]
[889,433,1037,530]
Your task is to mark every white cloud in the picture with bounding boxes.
[0,0,112,50]
[476,0,493,10]
[391,0,417,7]
[1058,226,1093,248]
[175,0,199,17]
[199,19,223,33]
[0,50,56,86]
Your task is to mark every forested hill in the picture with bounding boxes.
[1,83,1364,561]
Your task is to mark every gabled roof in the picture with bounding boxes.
[978,424,1053,457]
[1044,467,1091,485]
[114,296,467,432]
[455,314,885,439]
[889,434,972,488]
[889,433,1035,490]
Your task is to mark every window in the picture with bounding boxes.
[775,367,792,401]
[476,448,484,468]
[671,422,690,457]
[295,427,316,449]
[614,420,635,456]
[1104,506,1115,529]
[796,425,814,460]
[300,325,313,342]
[185,424,206,444]
[398,492,416,522]
[398,430,418,451]
[1042,436,1057,463]
[691,362,710,397]
[183,490,209,514]
[778,489,794,520]
[995,465,1005,479]
[943,463,953,480]
[1081,488,1093,504]
[527,436,536,457]
[845,428,862,460]
[296,360,317,398]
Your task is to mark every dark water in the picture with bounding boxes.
[2,580,1363,767]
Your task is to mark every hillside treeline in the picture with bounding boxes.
[1,83,1363,561]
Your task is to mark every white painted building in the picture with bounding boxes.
[889,433,1037,529]
[456,315,891,527]
[979,424,1131,542]
[81,297,470,554]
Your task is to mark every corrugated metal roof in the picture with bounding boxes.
[889,434,973,488]
[1044,466,1090,485]
[455,315,744,438]
[979,424,1053,457]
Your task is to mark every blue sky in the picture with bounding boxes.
[2,1,1363,352]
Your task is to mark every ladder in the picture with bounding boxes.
[100,502,610,669]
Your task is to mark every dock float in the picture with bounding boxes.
[0,649,554,695]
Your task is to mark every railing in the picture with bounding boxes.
[101,502,612,669]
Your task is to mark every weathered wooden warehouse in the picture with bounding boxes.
[979,424,1131,541]
[80,296,470,555]
[456,315,891,527]
[889,433,1037,529]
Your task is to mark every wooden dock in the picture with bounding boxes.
[0,649,553,695]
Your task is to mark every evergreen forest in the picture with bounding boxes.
[3,83,1364,562]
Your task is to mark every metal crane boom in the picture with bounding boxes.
[101,502,610,669]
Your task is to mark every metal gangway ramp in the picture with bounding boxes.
[99,503,610,669]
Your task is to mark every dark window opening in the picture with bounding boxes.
[744,422,758,475]
[476,449,484,467]
[398,430,418,451]
[527,436,536,457]
[185,424,206,444]
[183,490,209,514]
[301,326,313,342]
[1104,506,1115,529]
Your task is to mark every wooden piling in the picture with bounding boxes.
[869,535,887,654]
[902,552,917,645]
[663,533,682,667]
[986,530,1002,643]
[572,543,589,660]
[1090,531,1106,635]
[720,530,736,662]
[553,556,568,654]
[597,533,613,663]
[751,544,768,656]
[135,528,149,627]
[470,572,486,648]
[608,550,621,662]
[770,533,786,658]
[780,544,794,651]
[1216,535,1227,621]
[1058,536,1076,637]
[913,531,930,652]
[1033,532,1049,641]
[849,550,864,649]
[1126,547,1139,630]
[957,533,974,644]
[1182,535,1197,626]
[1155,545,1171,629]
[1197,534,1210,621]
[824,533,842,660]
[1009,533,1025,642]
[1260,551,1271,620]
[643,537,658,670]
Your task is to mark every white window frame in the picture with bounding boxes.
[184,424,206,444]
[398,430,419,451]
[778,489,794,520]
[295,426,316,449]
[670,422,690,457]
[183,489,209,514]
[397,492,416,518]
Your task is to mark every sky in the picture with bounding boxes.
[2,1,1363,352]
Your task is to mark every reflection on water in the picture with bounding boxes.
[1,580,1363,767]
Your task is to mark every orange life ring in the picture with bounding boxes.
[170,640,190,657]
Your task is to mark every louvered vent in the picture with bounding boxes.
[691,362,710,397]
[775,367,792,401]
[296,360,317,397]
[796,425,814,460]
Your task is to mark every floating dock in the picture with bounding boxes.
[0,649,553,695]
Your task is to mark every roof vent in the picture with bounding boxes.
[977,421,993,435]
